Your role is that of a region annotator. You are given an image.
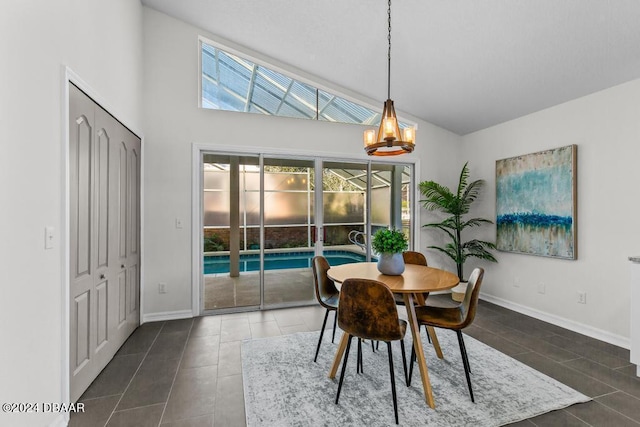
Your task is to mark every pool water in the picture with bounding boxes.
[203,250,371,274]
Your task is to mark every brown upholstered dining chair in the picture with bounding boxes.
[409,267,485,402]
[312,256,340,362]
[403,250,428,266]
[335,278,408,425]
[392,251,428,306]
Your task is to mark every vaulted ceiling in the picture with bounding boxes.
[142,0,640,135]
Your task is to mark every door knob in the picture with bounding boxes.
[99,274,105,280]
[121,264,125,269]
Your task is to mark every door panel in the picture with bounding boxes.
[320,161,368,263]
[262,157,315,307]
[129,147,139,255]
[69,85,97,394]
[118,142,128,259]
[128,265,137,315]
[371,163,413,246]
[318,161,413,262]
[118,271,127,325]
[69,84,141,402]
[96,280,108,349]
[93,106,118,358]
[73,115,92,278]
[73,290,90,373]
[202,154,261,311]
[96,128,110,269]
[115,140,128,333]
[124,132,140,329]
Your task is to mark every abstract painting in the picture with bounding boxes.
[496,145,577,259]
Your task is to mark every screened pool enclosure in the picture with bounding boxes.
[202,154,414,313]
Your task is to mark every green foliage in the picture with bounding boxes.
[280,240,308,249]
[419,162,497,281]
[203,234,225,252]
[372,228,408,254]
[320,169,361,192]
[263,165,361,192]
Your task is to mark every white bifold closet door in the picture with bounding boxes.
[69,83,141,402]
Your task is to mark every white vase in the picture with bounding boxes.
[377,252,405,275]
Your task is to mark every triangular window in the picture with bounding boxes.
[201,39,410,128]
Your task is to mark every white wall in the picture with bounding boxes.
[141,7,462,317]
[462,78,640,346]
[0,1,143,426]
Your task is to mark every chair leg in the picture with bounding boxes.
[408,344,415,386]
[371,340,375,352]
[425,324,431,344]
[456,330,474,402]
[459,331,471,373]
[357,338,363,374]
[314,309,330,362]
[335,335,353,404]
[332,310,337,343]
[399,338,408,387]
[386,342,399,424]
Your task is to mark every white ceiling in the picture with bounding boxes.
[141,0,640,135]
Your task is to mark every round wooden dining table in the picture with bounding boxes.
[327,262,459,409]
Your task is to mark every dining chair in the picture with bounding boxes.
[335,278,408,425]
[392,251,428,307]
[408,267,485,402]
[312,256,340,362]
[402,250,428,266]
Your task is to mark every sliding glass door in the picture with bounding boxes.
[319,161,369,264]
[371,163,413,240]
[201,152,413,313]
[202,154,261,310]
[262,157,316,306]
[318,161,413,264]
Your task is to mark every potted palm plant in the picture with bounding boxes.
[419,162,497,300]
[372,228,408,275]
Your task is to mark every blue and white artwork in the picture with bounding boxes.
[496,145,577,259]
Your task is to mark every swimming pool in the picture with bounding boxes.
[203,250,371,274]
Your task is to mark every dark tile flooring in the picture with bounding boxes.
[70,299,640,426]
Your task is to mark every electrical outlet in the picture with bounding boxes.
[537,282,546,294]
[159,283,167,294]
[577,291,586,304]
[513,276,520,288]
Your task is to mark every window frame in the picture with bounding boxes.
[197,35,417,130]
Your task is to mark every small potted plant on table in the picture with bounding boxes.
[372,228,408,275]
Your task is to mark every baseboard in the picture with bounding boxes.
[142,310,194,323]
[49,413,68,427]
[480,292,630,350]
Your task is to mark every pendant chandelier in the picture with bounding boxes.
[364,0,415,156]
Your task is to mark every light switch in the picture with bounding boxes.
[175,218,183,229]
[45,226,55,249]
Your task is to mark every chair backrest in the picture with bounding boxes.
[402,251,427,266]
[312,256,339,307]
[337,278,404,342]
[459,267,485,329]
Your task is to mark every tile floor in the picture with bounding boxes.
[70,299,640,426]
[204,269,315,310]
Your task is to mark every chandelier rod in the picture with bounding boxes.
[387,0,392,100]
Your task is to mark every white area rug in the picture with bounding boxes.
[242,329,590,426]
